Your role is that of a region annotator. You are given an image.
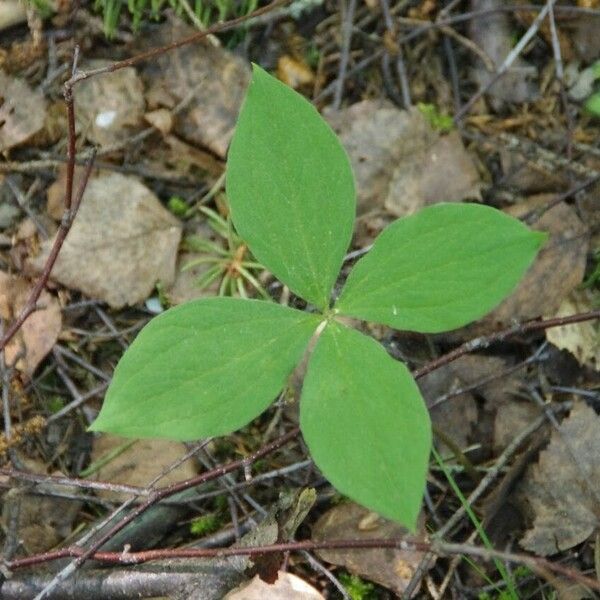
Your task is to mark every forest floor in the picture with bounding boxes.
[0,0,600,598]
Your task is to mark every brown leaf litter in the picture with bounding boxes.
[90,433,197,503]
[421,354,538,456]
[0,271,62,376]
[546,288,600,371]
[325,101,481,247]
[517,401,600,555]
[139,21,250,159]
[0,70,47,153]
[75,60,145,148]
[312,501,429,597]
[224,571,324,600]
[1,456,82,554]
[30,170,182,308]
[326,100,481,217]
[468,0,538,108]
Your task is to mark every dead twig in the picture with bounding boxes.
[413,310,600,380]
[0,152,96,353]
[65,0,288,87]
[454,0,558,122]
[332,0,358,110]
[13,428,299,599]
[5,534,600,593]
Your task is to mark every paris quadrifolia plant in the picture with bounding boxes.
[91,65,546,530]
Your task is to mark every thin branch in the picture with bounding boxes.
[0,151,96,353]
[13,427,299,599]
[454,0,558,122]
[6,537,600,592]
[332,0,358,110]
[413,310,600,380]
[65,0,288,87]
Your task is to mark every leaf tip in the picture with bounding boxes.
[250,62,269,83]
[533,229,550,248]
[86,418,102,433]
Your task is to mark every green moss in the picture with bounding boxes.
[585,91,600,118]
[168,196,190,218]
[47,396,65,414]
[417,102,454,133]
[190,513,221,536]
[338,572,376,600]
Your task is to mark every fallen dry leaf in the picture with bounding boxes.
[224,571,324,600]
[0,1,26,31]
[31,171,182,308]
[384,129,482,217]
[546,288,600,371]
[499,149,570,194]
[0,271,62,376]
[75,60,145,147]
[166,251,219,305]
[518,401,600,555]
[446,355,534,453]
[312,502,429,597]
[91,434,197,503]
[234,489,316,584]
[1,457,82,554]
[422,354,535,453]
[419,360,478,449]
[468,0,538,107]
[325,101,480,222]
[140,22,250,158]
[163,134,224,177]
[0,70,47,152]
[276,55,315,90]
[144,108,173,135]
[46,164,96,221]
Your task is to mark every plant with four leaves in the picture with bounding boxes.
[91,65,546,530]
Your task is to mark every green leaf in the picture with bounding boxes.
[300,322,431,529]
[90,298,321,440]
[335,203,547,333]
[227,65,355,309]
[585,91,600,118]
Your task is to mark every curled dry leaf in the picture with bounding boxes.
[31,171,182,308]
[546,288,600,371]
[224,572,324,600]
[0,70,46,152]
[518,401,600,555]
[312,502,429,597]
[0,271,61,376]
[75,60,145,148]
